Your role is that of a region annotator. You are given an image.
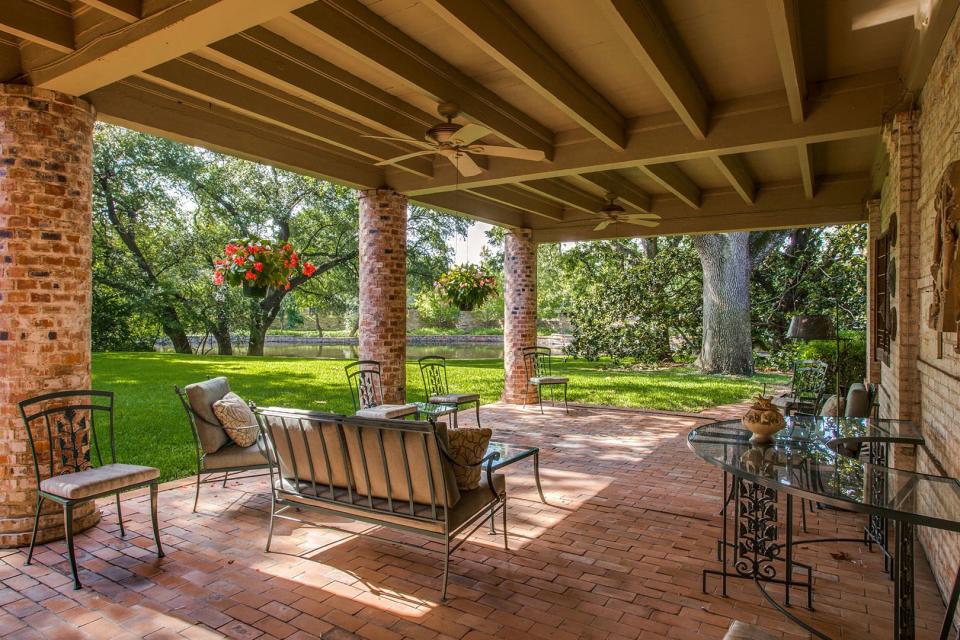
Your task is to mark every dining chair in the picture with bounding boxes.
[418,356,482,428]
[521,346,569,414]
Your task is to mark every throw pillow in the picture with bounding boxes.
[447,427,493,490]
[212,392,259,448]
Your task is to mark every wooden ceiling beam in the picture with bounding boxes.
[421,0,626,150]
[141,55,433,177]
[597,0,709,139]
[203,27,434,142]
[468,185,565,222]
[641,163,701,208]
[0,0,73,53]
[766,0,805,123]
[797,143,815,199]
[28,0,312,94]
[518,179,605,214]
[89,78,383,189]
[82,0,140,23]
[289,0,554,158]
[711,154,756,204]
[385,72,897,195]
[533,176,868,243]
[576,171,652,212]
[414,192,525,228]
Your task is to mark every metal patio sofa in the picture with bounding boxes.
[253,406,507,601]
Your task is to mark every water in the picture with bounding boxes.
[156,342,504,360]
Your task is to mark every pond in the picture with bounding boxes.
[156,342,504,360]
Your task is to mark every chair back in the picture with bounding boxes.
[419,356,450,400]
[791,360,827,396]
[254,407,460,522]
[521,346,553,380]
[18,390,114,489]
[345,360,385,410]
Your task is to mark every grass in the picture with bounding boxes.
[92,352,786,482]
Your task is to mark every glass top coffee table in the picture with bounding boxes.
[413,401,458,425]
[486,441,545,503]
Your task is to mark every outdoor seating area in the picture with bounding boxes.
[0,403,950,640]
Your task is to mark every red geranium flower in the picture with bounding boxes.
[254,262,264,272]
[233,256,244,266]
[225,243,237,256]
[213,270,224,285]
[302,262,317,277]
[244,271,257,281]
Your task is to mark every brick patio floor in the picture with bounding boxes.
[0,403,948,639]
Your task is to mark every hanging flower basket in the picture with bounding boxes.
[214,237,317,299]
[434,264,497,312]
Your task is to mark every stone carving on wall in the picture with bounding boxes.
[929,160,960,353]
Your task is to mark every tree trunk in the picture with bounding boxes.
[212,324,233,356]
[159,307,193,354]
[640,237,658,259]
[693,232,754,375]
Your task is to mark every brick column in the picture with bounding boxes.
[358,188,407,403]
[0,85,99,547]
[502,229,537,404]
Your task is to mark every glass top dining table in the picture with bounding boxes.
[687,416,960,531]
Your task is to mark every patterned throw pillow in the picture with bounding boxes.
[447,428,493,490]
[212,392,259,448]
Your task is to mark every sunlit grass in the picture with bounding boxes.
[92,352,785,482]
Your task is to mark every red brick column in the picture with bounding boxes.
[0,85,99,547]
[358,188,407,403]
[502,229,537,404]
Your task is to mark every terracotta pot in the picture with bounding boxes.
[741,394,786,444]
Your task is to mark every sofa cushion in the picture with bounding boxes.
[203,439,268,470]
[184,377,231,454]
[40,463,159,500]
[819,394,846,417]
[355,404,418,419]
[213,392,259,448]
[429,393,480,404]
[449,473,505,530]
[845,383,870,418]
[447,427,493,490]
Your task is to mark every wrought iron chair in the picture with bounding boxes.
[521,346,569,414]
[345,360,418,419]
[19,390,163,589]
[174,379,269,512]
[782,359,828,416]
[418,356,482,428]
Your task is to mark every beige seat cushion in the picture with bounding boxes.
[845,383,870,418]
[40,463,159,500]
[447,428,493,490]
[184,377,231,453]
[530,376,568,385]
[356,404,418,419]
[449,474,505,530]
[203,439,268,470]
[429,393,480,404]
[819,394,845,417]
[213,392,259,448]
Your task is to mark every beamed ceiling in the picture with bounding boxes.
[0,0,954,241]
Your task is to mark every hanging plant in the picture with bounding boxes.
[434,264,497,312]
[213,237,317,299]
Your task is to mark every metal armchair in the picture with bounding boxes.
[418,356,482,428]
[345,360,418,419]
[521,346,569,414]
[19,390,163,589]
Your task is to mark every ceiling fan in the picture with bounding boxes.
[363,101,546,177]
[593,193,661,231]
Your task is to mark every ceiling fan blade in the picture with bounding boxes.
[593,219,613,231]
[466,145,546,162]
[375,149,436,166]
[361,135,435,150]
[450,123,491,146]
[624,219,660,228]
[624,213,662,221]
[440,150,483,177]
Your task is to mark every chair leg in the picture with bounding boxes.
[488,504,497,535]
[150,484,164,558]
[441,537,450,603]
[563,384,569,414]
[63,503,81,590]
[538,386,544,415]
[222,471,229,488]
[115,493,125,538]
[475,400,481,428]
[501,496,508,550]
[265,491,276,552]
[939,563,960,640]
[26,495,44,566]
[192,471,201,513]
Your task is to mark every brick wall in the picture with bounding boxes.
[502,229,537,403]
[358,189,407,404]
[877,7,960,605]
[913,8,960,603]
[0,85,100,546]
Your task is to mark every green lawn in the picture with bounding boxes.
[92,352,785,482]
